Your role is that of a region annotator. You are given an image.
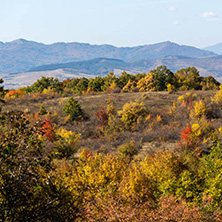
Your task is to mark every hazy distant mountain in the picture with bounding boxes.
[204,43,222,55]
[0,39,216,74]
[4,56,222,89]
[27,56,222,77]
[28,58,128,74]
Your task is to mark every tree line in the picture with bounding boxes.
[18,66,220,95]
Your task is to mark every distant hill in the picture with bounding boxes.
[4,56,222,89]
[28,58,128,74]
[0,39,216,74]
[204,43,222,55]
[27,55,222,77]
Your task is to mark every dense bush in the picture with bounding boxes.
[63,97,84,120]
[0,111,79,221]
[22,76,62,93]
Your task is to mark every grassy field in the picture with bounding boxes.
[2,90,219,156]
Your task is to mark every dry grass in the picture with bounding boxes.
[2,90,218,155]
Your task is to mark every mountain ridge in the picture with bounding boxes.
[0,39,216,74]
[204,42,222,55]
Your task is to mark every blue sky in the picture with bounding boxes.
[0,0,221,48]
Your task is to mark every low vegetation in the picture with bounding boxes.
[1,66,222,221]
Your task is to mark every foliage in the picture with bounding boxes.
[42,117,56,141]
[178,124,194,150]
[95,105,109,127]
[54,127,81,159]
[75,77,89,94]
[0,79,5,105]
[150,65,175,91]
[137,72,156,91]
[6,90,24,98]
[2,68,222,221]
[88,76,104,92]
[200,142,222,209]
[101,72,118,92]
[148,195,204,221]
[65,78,80,89]
[63,97,84,120]
[117,71,136,89]
[23,76,62,93]
[0,111,78,221]
[212,85,222,104]
[175,67,203,90]
[39,104,47,115]
[193,100,207,118]
[122,79,138,92]
[118,100,147,129]
[118,140,141,159]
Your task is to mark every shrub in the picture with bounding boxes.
[118,100,147,129]
[118,140,141,159]
[63,97,84,120]
[200,142,222,209]
[6,90,25,98]
[54,127,81,159]
[0,111,76,221]
[42,117,56,141]
[95,105,109,127]
[39,104,47,115]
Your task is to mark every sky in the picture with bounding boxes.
[0,0,221,48]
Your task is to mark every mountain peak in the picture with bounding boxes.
[10,38,29,44]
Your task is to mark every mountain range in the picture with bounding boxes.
[0,39,222,88]
[204,43,222,55]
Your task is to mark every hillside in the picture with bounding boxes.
[1,74,222,220]
[204,42,222,55]
[0,39,216,74]
[4,55,222,89]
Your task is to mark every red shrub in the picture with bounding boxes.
[42,118,55,141]
[95,105,109,127]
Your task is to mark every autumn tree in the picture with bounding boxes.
[137,72,156,91]
[101,72,118,92]
[175,67,202,90]
[0,111,78,221]
[117,71,136,89]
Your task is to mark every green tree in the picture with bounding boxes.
[150,65,175,91]
[75,77,89,94]
[23,76,62,93]
[175,67,202,90]
[117,71,136,89]
[88,76,104,92]
[63,97,84,120]
[101,72,118,92]
[66,78,80,89]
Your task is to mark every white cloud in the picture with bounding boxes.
[173,20,179,25]
[168,6,176,12]
[200,11,222,21]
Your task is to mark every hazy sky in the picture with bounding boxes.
[0,0,221,48]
